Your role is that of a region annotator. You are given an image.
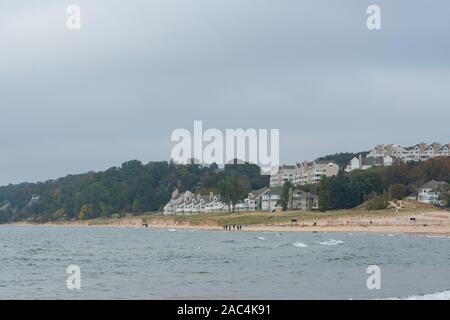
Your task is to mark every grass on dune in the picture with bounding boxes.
[43,206,432,227]
[142,207,426,226]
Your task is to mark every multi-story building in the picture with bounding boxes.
[271,161,339,187]
[270,165,297,187]
[306,161,340,184]
[404,143,432,162]
[261,188,282,212]
[288,189,319,211]
[367,144,407,159]
[439,144,450,157]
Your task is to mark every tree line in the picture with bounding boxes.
[1,157,449,223]
[0,160,268,223]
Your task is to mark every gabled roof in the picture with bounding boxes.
[250,187,270,198]
[427,143,442,150]
[421,180,448,190]
[405,143,427,151]
[264,187,283,196]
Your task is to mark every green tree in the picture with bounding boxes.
[280,181,293,211]
[318,176,330,212]
[132,199,141,213]
[366,190,389,210]
[217,175,250,212]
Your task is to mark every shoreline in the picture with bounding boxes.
[4,210,450,237]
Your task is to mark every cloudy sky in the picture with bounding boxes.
[1,0,449,185]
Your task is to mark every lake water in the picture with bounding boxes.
[0,226,449,299]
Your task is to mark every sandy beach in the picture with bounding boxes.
[6,209,450,237]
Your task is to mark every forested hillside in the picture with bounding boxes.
[317,157,450,211]
[0,160,268,223]
[1,157,449,223]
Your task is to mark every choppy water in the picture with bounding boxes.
[0,226,449,299]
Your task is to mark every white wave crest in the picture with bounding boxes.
[317,239,344,246]
[386,290,450,300]
[291,242,308,248]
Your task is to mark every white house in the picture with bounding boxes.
[417,180,449,207]
[242,187,270,211]
[404,143,430,162]
[345,155,384,172]
[261,189,282,212]
[439,144,449,157]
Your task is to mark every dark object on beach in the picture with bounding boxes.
[423,224,428,227]
[291,219,297,224]
[410,217,416,222]
[313,222,317,226]
[370,221,372,225]
[142,223,148,228]
[312,231,318,233]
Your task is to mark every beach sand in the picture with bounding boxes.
[6,210,450,236]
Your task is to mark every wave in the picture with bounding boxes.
[317,239,344,246]
[257,236,265,241]
[291,242,308,248]
[386,290,450,300]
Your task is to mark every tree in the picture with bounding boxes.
[280,181,293,211]
[366,190,389,210]
[132,199,141,213]
[318,176,330,212]
[217,175,250,212]
[389,184,407,200]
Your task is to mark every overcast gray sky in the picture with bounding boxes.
[1,0,449,185]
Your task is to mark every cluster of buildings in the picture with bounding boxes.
[163,142,450,215]
[270,161,339,188]
[163,187,320,215]
[345,142,450,172]
[163,188,268,215]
